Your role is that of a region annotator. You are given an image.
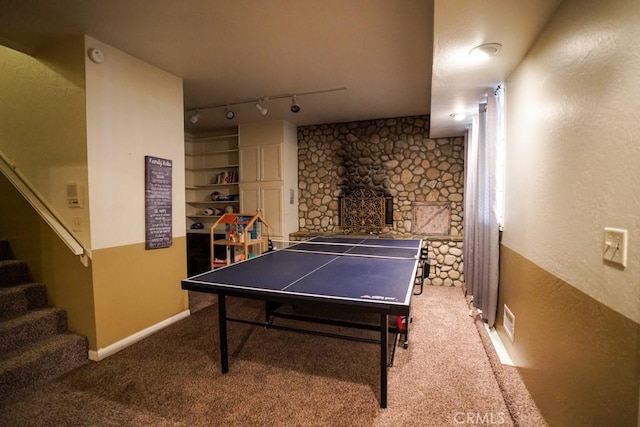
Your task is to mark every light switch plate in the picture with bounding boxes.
[603,227,628,267]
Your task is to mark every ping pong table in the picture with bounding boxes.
[181,236,421,408]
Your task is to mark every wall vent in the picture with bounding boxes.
[503,304,515,343]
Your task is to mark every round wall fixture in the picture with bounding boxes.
[88,48,105,64]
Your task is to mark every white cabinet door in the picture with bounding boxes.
[239,182,283,239]
[239,182,260,215]
[239,145,259,182]
[260,181,283,238]
[260,144,282,182]
[239,143,282,182]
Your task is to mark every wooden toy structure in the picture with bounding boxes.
[209,213,270,269]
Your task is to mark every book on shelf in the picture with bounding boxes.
[212,168,238,185]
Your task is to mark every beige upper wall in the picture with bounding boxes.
[0,38,91,249]
[503,0,640,322]
[84,35,185,250]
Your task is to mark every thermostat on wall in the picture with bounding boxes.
[66,182,82,208]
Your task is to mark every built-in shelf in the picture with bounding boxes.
[185,132,240,232]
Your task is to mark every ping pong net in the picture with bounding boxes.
[270,239,419,261]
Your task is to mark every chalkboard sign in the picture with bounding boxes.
[145,156,172,249]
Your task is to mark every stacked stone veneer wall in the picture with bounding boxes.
[297,115,465,287]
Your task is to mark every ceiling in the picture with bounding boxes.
[0,0,562,137]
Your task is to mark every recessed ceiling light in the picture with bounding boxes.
[450,113,466,121]
[469,43,502,61]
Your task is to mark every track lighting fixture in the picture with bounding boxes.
[290,95,301,113]
[184,86,347,124]
[255,98,268,116]
[224,105,235,120]
[189,110,201,124]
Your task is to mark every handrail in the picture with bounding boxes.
[0,150,91,266]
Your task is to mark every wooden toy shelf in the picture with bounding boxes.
[210,212,270,269]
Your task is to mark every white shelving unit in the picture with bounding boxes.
[185,132,240,233]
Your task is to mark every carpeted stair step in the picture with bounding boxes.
[0,239,13,261]
[0,283,48,321]
[0,260,31,287]
[0,333,89,401]
[0,308,67,356]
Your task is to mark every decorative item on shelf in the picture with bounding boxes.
[211,191,220,201]
[190,222,204,229]
[202,207,215,216]
[225,205,234,213]
[213,207,224,215]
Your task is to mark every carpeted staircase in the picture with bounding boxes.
[0,239,88,401]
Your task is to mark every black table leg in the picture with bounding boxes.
[218,294,229,373]
[380,313,388,408]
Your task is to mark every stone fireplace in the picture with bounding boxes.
[295,115,465,287]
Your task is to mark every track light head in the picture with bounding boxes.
[189,110,200,124]
[290,95,301,113]
[224,105,235,120]
[255,99,268,116]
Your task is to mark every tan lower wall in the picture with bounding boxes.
[91,238,188,350]
[497,245,639,426]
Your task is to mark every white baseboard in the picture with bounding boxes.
[484,323,515,366]
[88,309,191,361]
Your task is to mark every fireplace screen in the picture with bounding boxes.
[339,189,386,232]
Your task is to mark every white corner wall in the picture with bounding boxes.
[503,0,640,323]
[84,36,185,250]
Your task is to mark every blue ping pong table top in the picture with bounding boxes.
[183,237,422,310]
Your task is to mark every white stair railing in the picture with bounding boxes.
[0,150,91,266]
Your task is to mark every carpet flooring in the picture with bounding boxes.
[0,286,546,426]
